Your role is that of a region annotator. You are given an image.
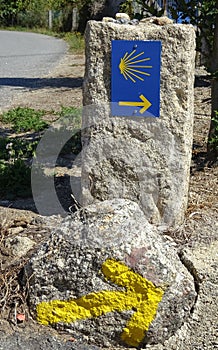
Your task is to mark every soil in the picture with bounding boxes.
[0,53,217,349]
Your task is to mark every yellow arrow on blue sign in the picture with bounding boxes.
[119,94,152,114]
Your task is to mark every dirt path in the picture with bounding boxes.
[10,53,85,111]
[0,53,217,349]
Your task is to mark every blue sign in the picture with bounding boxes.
[111,40,161,117]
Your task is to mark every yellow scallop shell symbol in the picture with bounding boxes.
[119,49,152,83]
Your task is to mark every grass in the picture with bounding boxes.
[0,107,48,132]
[0,105,82,199]
[63,32,84,54]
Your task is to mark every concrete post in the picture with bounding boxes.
[48,10,53,30]
[82,20,196,228]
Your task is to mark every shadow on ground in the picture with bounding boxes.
[0,77,83,89]
[194,75,211,88]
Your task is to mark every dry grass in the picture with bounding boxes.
[0,211,50,327]
[0,218,29,323]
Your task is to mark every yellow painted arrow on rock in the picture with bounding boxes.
[119,94,152,114]
[36,259,164,347]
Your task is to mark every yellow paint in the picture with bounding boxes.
[36,259,164,347]
[119,94,152,114]
[102,259,164,347]
[118,50,152,83]
[119,58,126,75]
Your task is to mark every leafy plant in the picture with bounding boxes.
[0,107,48,132]
[131,0,164,20]
[0,105,82,199]
[0,0,27,26]
[0,136,39,198]
[120,0,134,19]
[169,0,218,59]
[0,137,38,160]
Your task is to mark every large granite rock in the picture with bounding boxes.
[0,332,100,350]
[81,21,196,228]
[25,199,196,348]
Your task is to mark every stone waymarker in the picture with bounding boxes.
[82,20,196,227]
[25,199,196,348]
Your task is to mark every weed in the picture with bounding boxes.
[0,137,38,161]
[60,106,81,119]
[0,107,48,132]
[0,136,39,198]
[0,105,82,199]
[63,32,84,53]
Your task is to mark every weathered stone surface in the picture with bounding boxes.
[5,235,35,258]
[0,332,100,350]
[82,21,196,227]
[25,199,196,348]
[115,12,130,21]
[140,16,173,25]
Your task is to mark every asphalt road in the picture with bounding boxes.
[0,30,67,112]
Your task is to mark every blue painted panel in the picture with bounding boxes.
[111,40,161,117]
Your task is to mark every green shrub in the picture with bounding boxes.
[0,105,82,199]
[0,137,38,160]
[1,107,48,132]
[17,10,48,28]
[0,137,38,199]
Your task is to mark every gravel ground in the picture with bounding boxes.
[0,53,217,350]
